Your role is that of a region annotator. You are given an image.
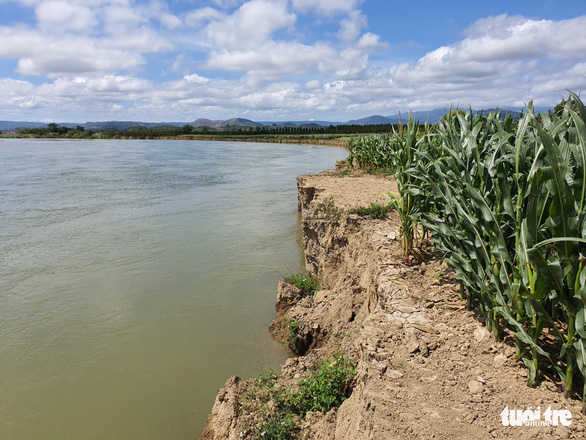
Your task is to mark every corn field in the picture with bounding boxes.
[349,93,586,412]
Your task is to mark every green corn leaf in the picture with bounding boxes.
[575,339,586,377]
[535,122,579,259]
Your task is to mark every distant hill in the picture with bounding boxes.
[219,118,261,128]
[0,121,48,130]
[82,121,185,131]
[257,120,344,127]
[347,115,396,125]
[191,118,221,128]
[0,106,552,133]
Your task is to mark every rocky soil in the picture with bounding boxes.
[200,169,584,440]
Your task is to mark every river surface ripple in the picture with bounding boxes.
[0,138,348,439]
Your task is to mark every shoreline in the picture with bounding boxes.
[1,134,350,149]
[199,168,584,439]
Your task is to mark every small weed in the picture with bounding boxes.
[283,271,322,295]
[287,318,300,348]
[245,353,356,439]
[312,196,342,219]
[254,412,298,440]
[349,203,393,220]
[289,353,356,417]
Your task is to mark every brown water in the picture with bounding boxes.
[0,138,348,439]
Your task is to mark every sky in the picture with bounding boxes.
[0,0,585,122]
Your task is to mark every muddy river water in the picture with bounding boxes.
[0,138,347,439]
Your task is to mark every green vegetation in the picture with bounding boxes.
[15,123,96,138]
[3,121,407,140]
[312,196,342,219]
[351,92,586,412]
[349,203,393,219]
[289,354,356,416]
[286,318,300,348]
[283,271,322,296]
[243,353,356,440]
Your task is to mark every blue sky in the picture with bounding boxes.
[0,0,585,122]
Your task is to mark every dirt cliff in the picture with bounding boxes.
[200,169,584,439]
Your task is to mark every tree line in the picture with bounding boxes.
[7,122,410,138]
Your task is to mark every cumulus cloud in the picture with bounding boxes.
[0,1,175,77]
[338,10,367,42]
[0,3,584,122]
[459,14,586,62]
[207,41,336,82]
[0,27,161,76]
[35,0,96,32]
[370,13,586,114]
[204,0,296,49]
[183,73,210,83]
[185,7,225,27]
[197,0,384,86]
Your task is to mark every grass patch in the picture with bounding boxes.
[312,196,342,219]
[289,354,356,417]
[286,318,300,348]
[283,271,322,295]
[243,353,356,440]
[349,203,393,220]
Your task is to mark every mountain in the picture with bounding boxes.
[257,120,343,127]
[0,121,48,130]
[219,118,261,128]
[0,105,553,133]
[82,121,185,130]
[347,115,395,125]
[191,118,221,128]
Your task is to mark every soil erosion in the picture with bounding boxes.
[201,168,584,439]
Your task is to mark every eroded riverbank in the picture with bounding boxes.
[201,168,584,439]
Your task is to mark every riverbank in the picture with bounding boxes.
[127,136,350,148]
[1,134,350,149]
[200,168,584,439]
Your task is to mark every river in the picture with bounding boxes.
[0,138,347,439]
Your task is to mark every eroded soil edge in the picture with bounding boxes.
[200,170,584,440]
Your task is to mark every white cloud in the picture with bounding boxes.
[0,28,146,76]
[356,32,387,50]
[210,0,240,9]
[338,10,367,42]
[185,7,225,27]
[207,41,336,82]
[0,1,174,77]
[183,73,210,83]
[204,0,296,49]
[292,0,360,16]
[85,75,151,93]
[385,14,586,99]
[0,78,35,96]
[35,0,96,32]
[160,12,181,29]
[459,14,586,61]
[198,1,384,85]
[0,4,585,122]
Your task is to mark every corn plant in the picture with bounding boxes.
[353,92,586,411]
[513,94,586,400]
[384,116,421,258]
[348,134,395,169]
